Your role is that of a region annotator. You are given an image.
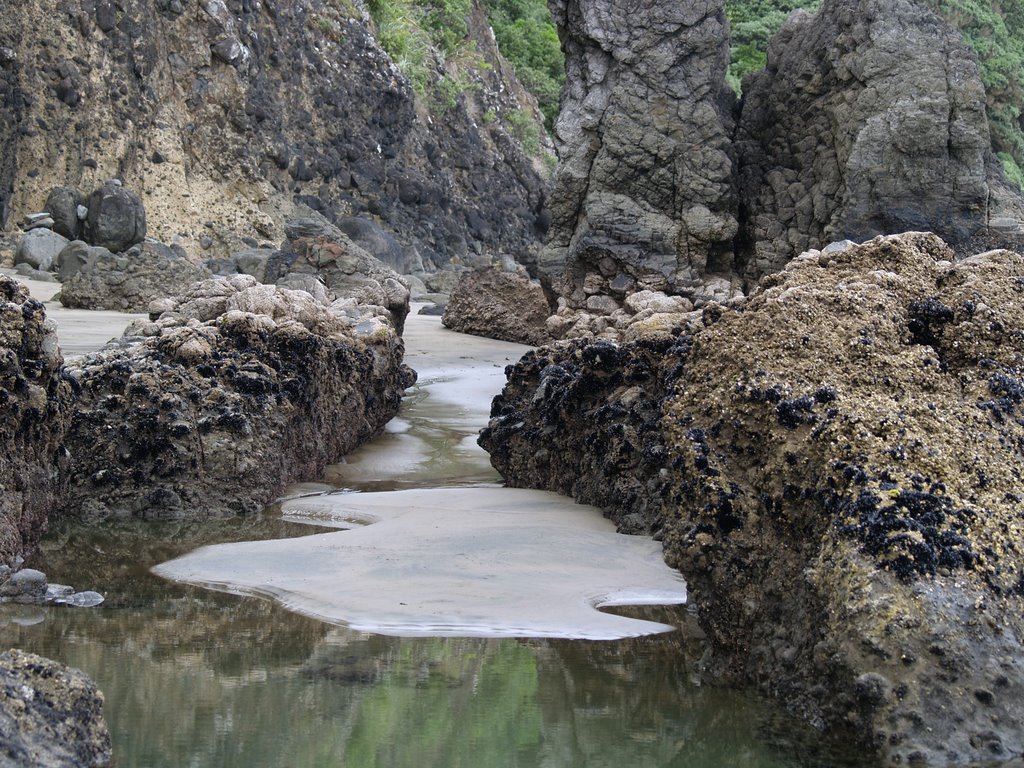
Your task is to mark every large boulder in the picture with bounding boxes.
[60,275,415,520]
[82,181,147,253]
[482,232,1024,765]
[55,240,210,312]
[539,0,738,312]
[736,0,1024,277]
[0,275,72,567]
[442,267,553,345]
[15,228,70,272]
[0,649,112,767]
[45,186,84,241]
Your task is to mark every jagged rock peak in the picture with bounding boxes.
[540,0,739,313]
[735,0,1024,275]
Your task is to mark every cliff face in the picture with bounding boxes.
[537,0,1024,325]
[540,0,738,311]
[0,0,550,269]
[735,0,1024,278]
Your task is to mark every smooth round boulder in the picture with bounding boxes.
[83,181,147,253]
[14,228,69,272]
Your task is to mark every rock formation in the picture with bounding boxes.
[0,275,72,567]
[0,0,549,270]
[482,232,1024,765]
[735,0,1024,277]
[0,649,112,768]
[60,275,415,520]
[533,0,1024,343]
[539,0,738,314]
[442,266,553,345]
[272,216,411,333]
[56,239,211,312]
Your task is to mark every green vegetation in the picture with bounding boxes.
[725,0,821,92]
[725,0,1024,188]
[366,0,473,95]
[481,0,565,129]
[506,107,541,153]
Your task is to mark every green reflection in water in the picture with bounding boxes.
[1,519,873,768]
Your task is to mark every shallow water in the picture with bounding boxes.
[4,313,877,767]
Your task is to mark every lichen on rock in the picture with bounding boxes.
[60,275,415,520]
[483,232,1024,765]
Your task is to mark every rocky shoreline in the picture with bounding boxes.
[482,232,1024,765]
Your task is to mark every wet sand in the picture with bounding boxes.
[156,309,690,639]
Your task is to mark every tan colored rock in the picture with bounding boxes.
[483,232,1024,765]
[442,267,553,346]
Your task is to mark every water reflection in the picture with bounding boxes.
[2,519,870,768]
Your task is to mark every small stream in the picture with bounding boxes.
[2,312,874,767]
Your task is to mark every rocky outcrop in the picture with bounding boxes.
[480,336,685,534]
[735,0,1024,277]
[56,239,210,312]
[60,275,415,520]
[0,649,111,768]
[533,0,1024,343]
[539,0,738,313]
[441,266,553,345]
[482,232,1024,765]
[273,216,411,333]
[0,275,72,567]
[0,0,549,271]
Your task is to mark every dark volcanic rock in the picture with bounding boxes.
[83,181,147,253]
[442,267,553,345]
[480,335,685,534]
[736,0,1024,277]
[0,0,549,270]
[56,240,211,312]
[60,275,415,520]
[539,0,738,310]
[483,232,1024,765]
[0,649,112,768]
[45,186,84,241]
[0,276,72,567]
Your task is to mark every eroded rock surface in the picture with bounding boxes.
[61,275,415,520]
[442,266,553,345]
[56,239,210,312]
[0,649,111,768]
[482,232,1024,765]
[273,216,411,333]
[0,0,549,269]
[736,0,1024,276]
[0,275,72,567]
[539,0,738,313]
